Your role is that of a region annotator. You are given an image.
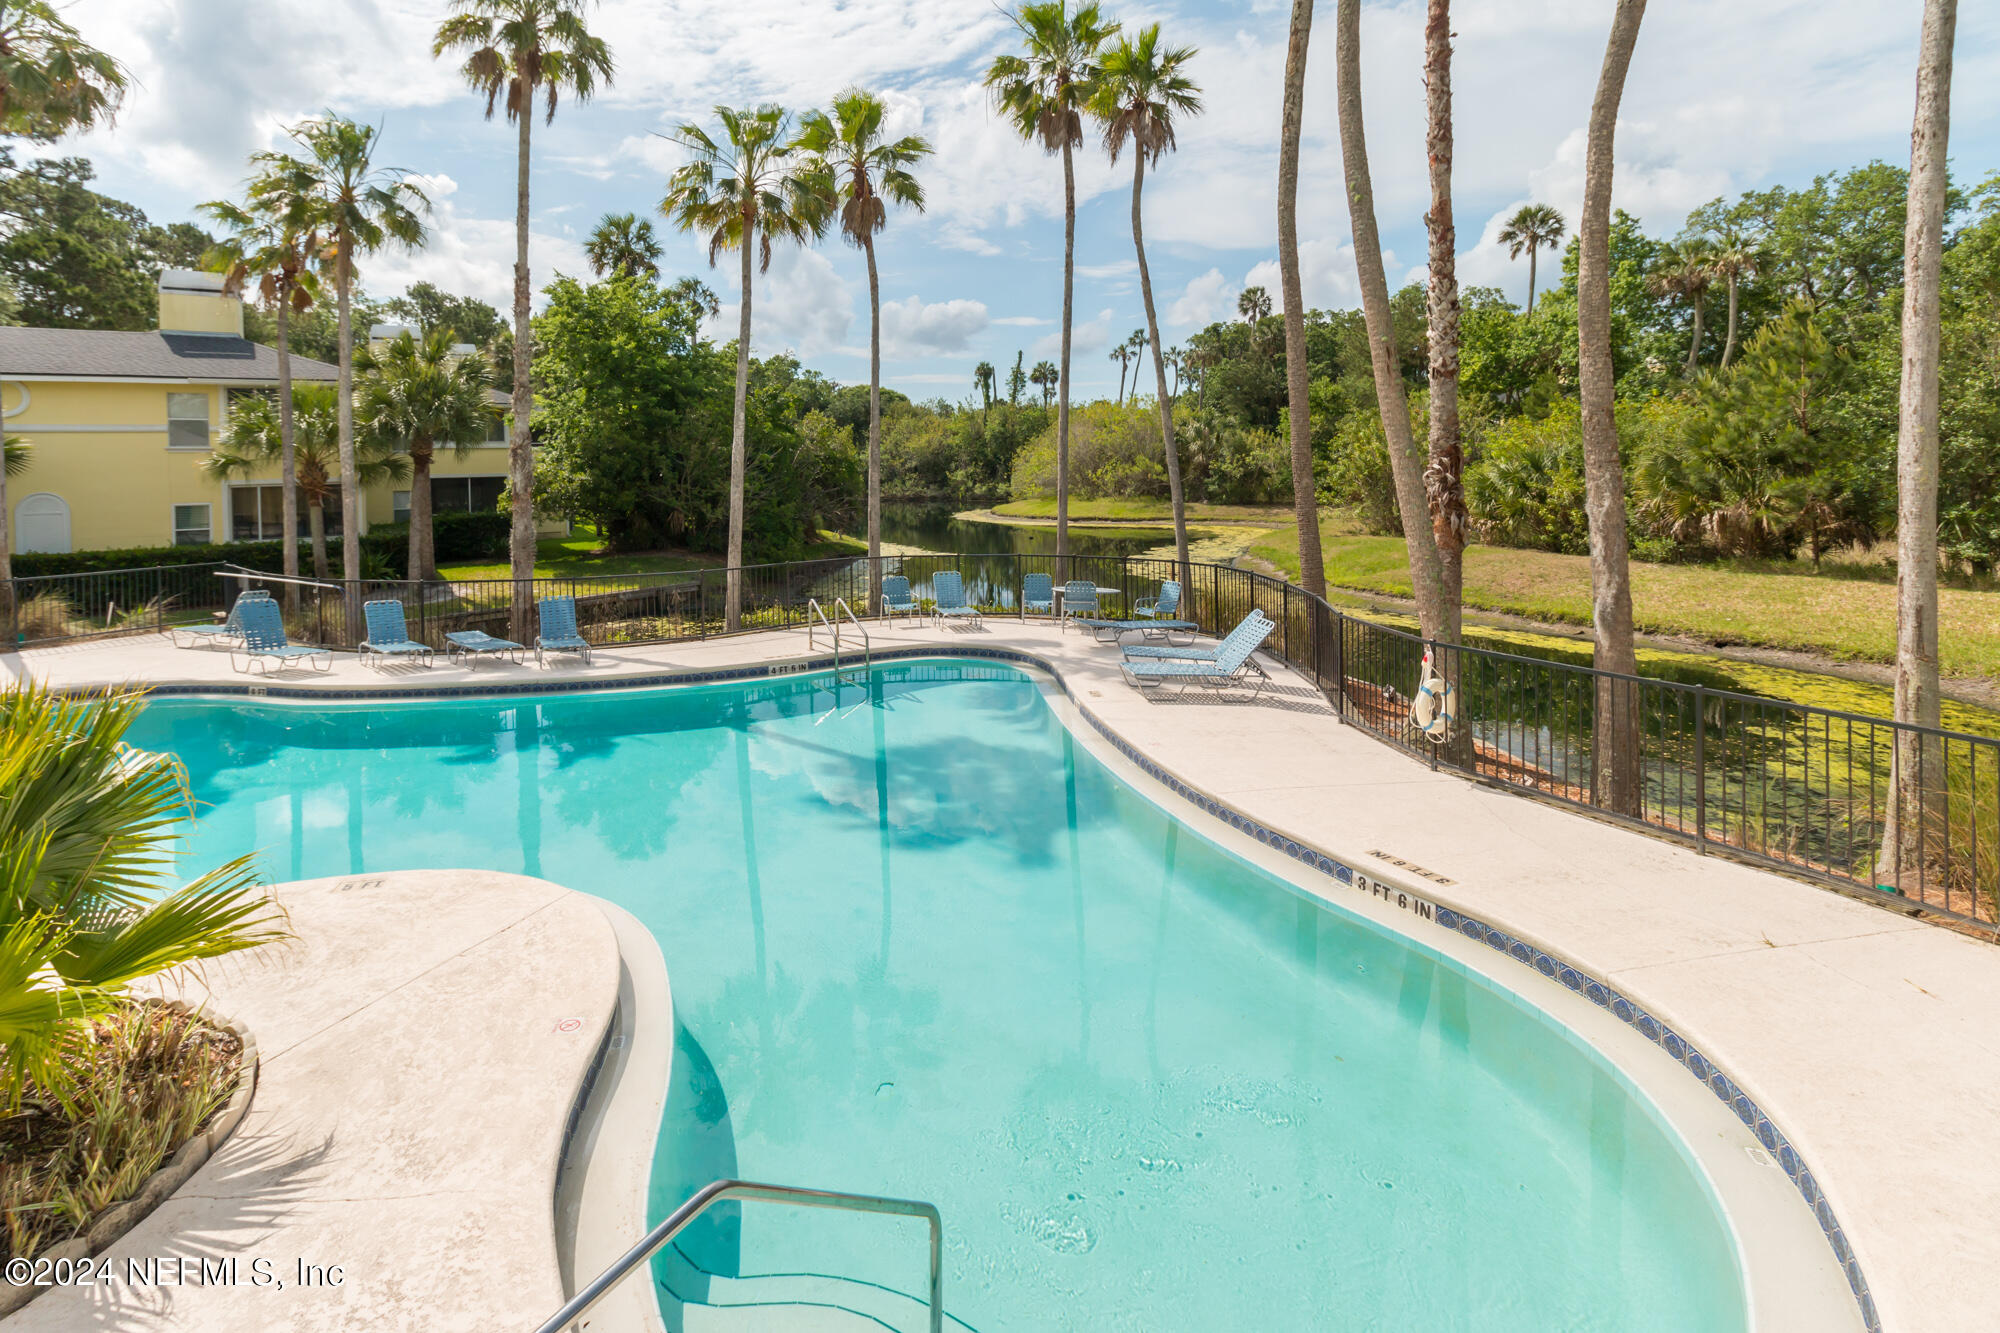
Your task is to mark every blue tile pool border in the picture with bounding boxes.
[106,644,1880,1332]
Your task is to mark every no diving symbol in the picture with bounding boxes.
[553,1017,584,1035]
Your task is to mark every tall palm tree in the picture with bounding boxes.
[356,329,496,581]
[1109,341,1132,406]
[434,0,614,637]
[207,385,409,578]
[1497,202,1565,314]
[799,88,932,613]
[584,210,661,279]
[0,1,125,644]
[200,191,322,605]
[1335,0,1448,641]
[1647,238,1716,373]
[1707,228,1760,368]
[987,1,1117,566]
[974,360,996,416]
[1884,0,1959,885]
[1577,0,1648,815]
[1237,285,1272,322]
[1277,0,1323,598]
[1093,23,1201,576]
[662,104,829,630]
[1422,0,1465,640]
[1032,359,1059,405]
[260,116,427,595]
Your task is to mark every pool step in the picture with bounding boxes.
[662,1250,959,1332]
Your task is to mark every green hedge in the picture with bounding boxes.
[13,511,510,581]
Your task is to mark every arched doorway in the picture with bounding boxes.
[15,492,70,554]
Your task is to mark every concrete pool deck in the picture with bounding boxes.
[7,621,1998,1331]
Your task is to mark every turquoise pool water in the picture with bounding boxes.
[131,662,1746,1331]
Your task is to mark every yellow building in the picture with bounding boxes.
[3,269,525,556]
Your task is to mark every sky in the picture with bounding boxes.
[48,0,2000,403]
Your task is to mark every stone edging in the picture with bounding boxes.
[0,1001,258,1320]
[100,643,1879,1333]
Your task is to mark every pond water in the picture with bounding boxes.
[864,502,1168,559]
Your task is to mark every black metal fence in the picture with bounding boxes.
[8,562,234,646]
[11,551,1996,935]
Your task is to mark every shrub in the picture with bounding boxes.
[10,511,510,582]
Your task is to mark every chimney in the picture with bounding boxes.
[157,268,243,336]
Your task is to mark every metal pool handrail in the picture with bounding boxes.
[532,1177,945,1333]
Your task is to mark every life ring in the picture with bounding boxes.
[1411,649,1457,742]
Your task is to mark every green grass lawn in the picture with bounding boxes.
[990,498,1294,524]
[436,529,865,581]
[1250,521,2000,681]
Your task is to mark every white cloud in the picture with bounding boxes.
[710,244,853,358]
[1167,268,1232,328]
[880,295,990,357]
[992,315,1052,327]
[1243,239,1365,315]
[1035,306,1114,359]
[361,174,590,311]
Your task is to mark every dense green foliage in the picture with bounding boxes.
[9,511,508,580]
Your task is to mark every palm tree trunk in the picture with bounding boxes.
[1057,138,1075,568]
[410,440,435,582]
[1278,0,1325,601]
[308,491,329,581]
[1423,0,1465,642]
[1721,271,1741,368]
[1684,296,1705,374]
[1526,245,1539,314]
[1883,0,1958,887]
[864,233,883,615]
[334,241,362,641]
[509,100,537,643]
[726,217,753,632]
[1336,0,1449,642]
[1579,0,1647,816]
[1116,355,1127,408]
[275,293,300,614]
[1131,150,1189,580]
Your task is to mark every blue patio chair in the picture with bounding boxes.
[1134,580,1182,622]
[1123,610,1271,661]
[1121,614,1275,695]
[230,597,331,675]
[931,570,982,628]
[170,588,272,649]
[1021,573,1055,620]
[445,630,525,666]
[535,595,593,666]
[1060,580,1098,632]
[880,574,923,622]
[358,599,433,669]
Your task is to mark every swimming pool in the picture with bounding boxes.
[132,661,1748,1331]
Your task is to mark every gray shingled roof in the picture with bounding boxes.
[0,327,340,382]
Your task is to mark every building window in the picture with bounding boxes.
[228,484,340,541]
[486,412,508,444]
[167,392,210,450]
[173,503,211,546]
[432,475,507,513]
[392,490,411,524]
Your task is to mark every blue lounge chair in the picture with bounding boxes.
[1060,580,1098,633]
[1122,610,1271,660]
[170,588,271,649]
[536,595,592,666]
[1121,615,1275,695]
[445,630,525,666]
[230,598,331,675]
[1021,572,1055,620]
[880,574,923,622]
[931,571,981,628]
[359,599,433,669]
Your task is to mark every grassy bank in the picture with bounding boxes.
[438,529,864,581]
[991,498,1293,524]
[1250,522,2000,681]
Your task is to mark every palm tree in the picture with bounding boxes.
[1422,0,1466,639]
[1497,202,1565,314]
[1577,0,1648,815]
[1277,0,1323,598]
[1109,341,1134,406]
[200,190,322,606]
[260,116,427,597]
[434,0,615,637]
[661,104,829,630]
[356,329,496,581]
[207,385,409,578]
[1335,0,1448,641]
[798,88,931,612]
[1884,0,1959,885]
[974,360,996,415]
[1031,359,1059,405]
[1707,228,1760,367]
[987,1,1118,566]
[1647,238,1716,373]
[1008,351,1027,405]
[1093,23,1201,576]
[0,1,126,644]
[1237,285,1272,322]
[584,211,661,279]
[668,275,722,319]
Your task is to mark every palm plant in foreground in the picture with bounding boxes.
[1094,22,1202,578]
[799,88,932,613]
[662,103,829,631]
[987,1,1117,565]
[1497,202,1565,314]
[585,210,661,280]
[357,329,496,581]
[435,0,614,638]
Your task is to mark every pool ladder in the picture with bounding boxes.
[807,597,873,721]
[532,1178,944,1333]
